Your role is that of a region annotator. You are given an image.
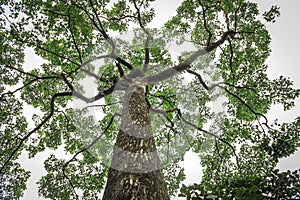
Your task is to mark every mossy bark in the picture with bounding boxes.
[102,85,170,200]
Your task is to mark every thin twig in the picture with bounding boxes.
[62,115,115,191]
[0,92,73,174]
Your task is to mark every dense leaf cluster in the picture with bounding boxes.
[0,0,299,199]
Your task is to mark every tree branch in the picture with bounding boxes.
[1,79,36,99]
[184,72,268,131]
[132,0,153,73]
[198,0,213,46]
[63,115,115,168]
[152,107,240,168]
[221,86,269,125]
[99,14,136,21]
[2,63,58,79]
[67,7,83,64]
[0,92,73,174]
[79,67,116,84]
[88,0,115,48]
[227,38,235,77]
[113,56,134,70]
[115,61,125,77]
[11,32,80,68]
[69,0,134,71]
[186,69,223,90]
[143,31,236,84]
[224,82,257,94]
[62,115,115,196]
[61,74,116,103]
[175,108,241,168]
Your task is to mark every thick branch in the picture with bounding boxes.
[114,56,134,70]
[99,15,135,21]
[186,69,222,90]
[224,82,257,94]
[143,31,236,84]
[142,35,152,73]
[115,61,124,77]
[80,66,117,84]
[198,0,213,46]
[132,0,153,73]
[78,54,112,72]
[62,74,116,103]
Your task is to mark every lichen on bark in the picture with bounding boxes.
[102,84,170,200]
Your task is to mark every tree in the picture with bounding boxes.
[0,0,300,199]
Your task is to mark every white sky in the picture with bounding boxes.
[18,0,300,199]
[258,0,300,171]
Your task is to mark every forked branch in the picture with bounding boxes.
[143,31,236,84]
[62,115,115,198]
[0,92,73,174]
[151,107,240,169]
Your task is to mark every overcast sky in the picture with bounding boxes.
[18,0,300,199]
[253,0,300,172]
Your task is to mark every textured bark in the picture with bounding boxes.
[102,84,170,200]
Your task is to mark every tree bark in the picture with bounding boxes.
[102,84,170,200]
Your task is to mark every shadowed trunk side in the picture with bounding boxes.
[102,85,170,200]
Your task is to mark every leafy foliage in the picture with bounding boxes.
[0,0,299,199]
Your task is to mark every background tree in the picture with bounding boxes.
[0,0,299,199]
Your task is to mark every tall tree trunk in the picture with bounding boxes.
[102,85,170,200]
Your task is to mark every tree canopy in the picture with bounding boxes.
[0,0,300,199]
